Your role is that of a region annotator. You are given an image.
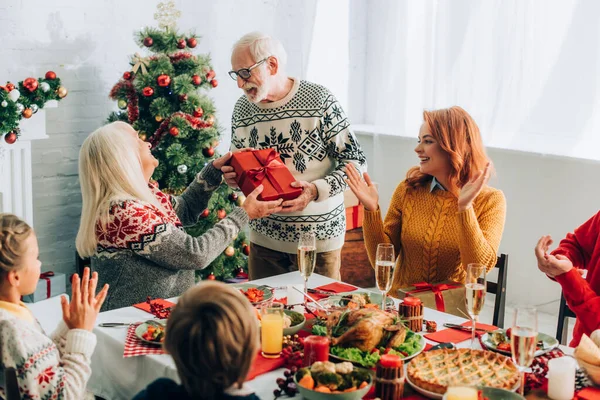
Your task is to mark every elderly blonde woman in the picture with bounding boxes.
[76,121,282,311]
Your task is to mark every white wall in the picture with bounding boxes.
[356,130,598,309]
[1,0,316,275]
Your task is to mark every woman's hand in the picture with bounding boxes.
[458,163,490,211]
[534,235,573,278]
[344,164,379,211]
[241,185,284,219]
[212,151,232,170]
[61,267,109,331]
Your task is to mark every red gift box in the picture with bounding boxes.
[229,149,302,201]
[345,204,364,231]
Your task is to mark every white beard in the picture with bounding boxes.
[243,82,269,103]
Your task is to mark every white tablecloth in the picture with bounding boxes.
[87,272,471,400]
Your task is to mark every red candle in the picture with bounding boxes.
[303,335,330,366]
[379,354,403,368]
[403,296,422,306]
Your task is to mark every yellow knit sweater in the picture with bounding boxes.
[363,181,506,298]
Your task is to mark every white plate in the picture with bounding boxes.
[405,371,521,400]
[134,321,166,346]
[330,333,426,367]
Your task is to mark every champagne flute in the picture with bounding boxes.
[511,307,538,395]
[465,263,486,349]
[375,243,395,310]
[298,231,317,302]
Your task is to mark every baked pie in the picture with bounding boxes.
[406,348,520,394]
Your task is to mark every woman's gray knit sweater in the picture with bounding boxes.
[92,163,249,311]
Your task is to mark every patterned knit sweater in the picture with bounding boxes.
[0,307,96,400]
[364,181,506,298]
[93,163,249,311]
[230,78,367,253]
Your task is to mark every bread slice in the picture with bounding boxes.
[576,334,600,366]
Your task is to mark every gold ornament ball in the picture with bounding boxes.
[236,194,246,206]
[117,99,127,109]
[138,133,147,141]
[224,246,235,257]
[56,86,68,98]
[22,108,33,119]
[155,115,163,122]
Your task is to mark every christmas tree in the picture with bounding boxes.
[107,1,249,280]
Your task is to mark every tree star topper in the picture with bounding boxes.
[154,0,181,31]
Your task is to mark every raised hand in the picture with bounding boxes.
[344,164,378,211]
[241,185,284,219]
[458,163,491,211]
[279,181,318,213]
[61,267,109,331]
[534,235,573,278]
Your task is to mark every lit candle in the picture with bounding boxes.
[303,335,330,366]
[445,387,478,400]
[547,357,577,400]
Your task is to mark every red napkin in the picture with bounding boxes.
[246,352,286,381]
[133,298,175,314]
[576,387,600,400]
[311,282,358,300]
[424,321,498,343]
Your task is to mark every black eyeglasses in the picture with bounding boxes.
[228,58,269,81]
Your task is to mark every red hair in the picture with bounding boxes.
[406,106,490,190]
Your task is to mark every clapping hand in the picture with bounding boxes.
[61,267,109,331]
[344,164,378,211]
[458,163,491,211]
[534,235,574,278]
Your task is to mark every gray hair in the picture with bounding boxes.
[232,31,287,70]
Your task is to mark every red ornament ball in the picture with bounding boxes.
[4,132,17,144]
[179,94,188,102]
[45,71,56,80]
[143,37,153,47]
[211,79,218,88]
[157,74,171,87]
[23,78,38,92]
[193,107,204,118]
[228,192,238,202]
[242,244,250,256]
[200,209,209,218]
[169,126,179,136]
[123,71,132,80]
[206,70,216,80]
[177,39,186,49]
[187,37,197,48]
[235,268,248,279]
[207,273,216,281]
[6,83,15,91]
[202,147,215,157]
[191,75,201,86]
[142,87,154,97]
[217,209,226,220]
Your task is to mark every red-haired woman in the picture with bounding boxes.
[346,106,506,298]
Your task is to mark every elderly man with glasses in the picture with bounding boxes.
[220,31,367,281]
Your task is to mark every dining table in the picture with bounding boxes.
[86,272,558,400]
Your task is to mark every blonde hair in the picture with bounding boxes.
[0,213,33,277]
[232,31,287,70]
[76,121,161,257]
[165,281,259,399]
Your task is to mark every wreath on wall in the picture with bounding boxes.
[0,71,68,144]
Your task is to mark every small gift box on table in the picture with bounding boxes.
[345,205,364,231]
[22,272,67,303]
[228,149,302,201]
[397,281,467,318]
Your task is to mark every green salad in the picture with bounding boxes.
[312,325,423,368]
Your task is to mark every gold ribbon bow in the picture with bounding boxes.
[131,53,150,75]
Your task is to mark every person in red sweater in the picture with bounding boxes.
[535,211,600,347]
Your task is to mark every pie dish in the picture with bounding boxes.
[406,348,520,395]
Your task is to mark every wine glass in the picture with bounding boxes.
[511,307,538,395]
[375,243,395,310]
[297,231,317,302]
[465,263,486,349]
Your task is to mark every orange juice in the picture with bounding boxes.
[445,387,478,400]
[261,313,283,358]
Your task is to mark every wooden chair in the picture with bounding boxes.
[486,254,508,328]
[555,293,576,345]
[75,251,91,277]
